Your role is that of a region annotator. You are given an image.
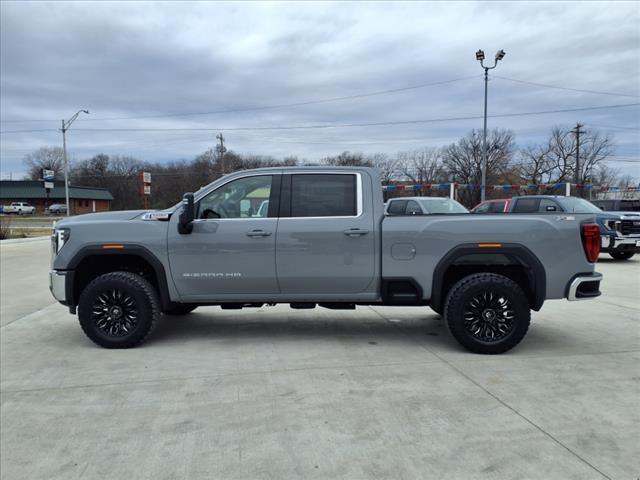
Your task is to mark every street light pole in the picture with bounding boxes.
[476,49,505,202]
[61,109,89,216]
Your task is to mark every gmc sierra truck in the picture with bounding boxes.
[50,167,603,354]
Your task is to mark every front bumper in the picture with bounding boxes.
[567,272,603,301]
[49,270,68,303]
[601,235,640,252]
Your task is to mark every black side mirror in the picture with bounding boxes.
[178,192,195,234]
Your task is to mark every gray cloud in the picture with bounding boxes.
[1,1,639,180]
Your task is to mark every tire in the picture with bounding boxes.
[78,271,160,348]
[609,251,635,261]
[444,273,531,354]
[162,304,198,316]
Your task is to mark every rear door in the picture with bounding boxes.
[275,172,376,294]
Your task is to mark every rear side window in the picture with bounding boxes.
[512,198,540,213]
[291,174,357,217]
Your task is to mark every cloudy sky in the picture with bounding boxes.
[1,1,639,181]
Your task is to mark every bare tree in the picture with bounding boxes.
[577,129,614,187]
[368,153,399,184]
[442,129,515,205]
[22,146,65,180]
[322,151,372,166]
[515,143,555,186]
[397,147,445,186]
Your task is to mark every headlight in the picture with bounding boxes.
[602,220,619,231]
[51,228,70,255]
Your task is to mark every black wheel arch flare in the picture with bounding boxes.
[430,243,546,313]
[64,244,172,310]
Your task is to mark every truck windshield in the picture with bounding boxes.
[559,197,602,213]
[418,198,469,214]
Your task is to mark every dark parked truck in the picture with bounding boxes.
[50,167,603,354]
[473,195,640,260]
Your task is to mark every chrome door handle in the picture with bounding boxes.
[246,229,272,237]
[343,228,369,237]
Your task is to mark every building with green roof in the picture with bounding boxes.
[0,180,113,214]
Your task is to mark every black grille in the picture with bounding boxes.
[620,220,640,235]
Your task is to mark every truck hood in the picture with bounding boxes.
[56,210,149,226]
[597,211,640,220]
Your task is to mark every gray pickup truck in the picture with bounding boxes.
[50,167,603,354]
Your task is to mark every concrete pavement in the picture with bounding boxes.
[1,239,638,479]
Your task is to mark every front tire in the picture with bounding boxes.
[444,273,531,354]
[78,271,160,348]
[609,251,635,261]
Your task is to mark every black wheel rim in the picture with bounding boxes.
[463,290,515,342]
[92,289,139,337]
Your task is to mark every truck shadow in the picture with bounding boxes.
[149,308,453,348]
[146,308,590,356]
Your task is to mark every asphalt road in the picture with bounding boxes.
[1,237,638,479]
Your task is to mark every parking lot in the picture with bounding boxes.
[0,237,638,480]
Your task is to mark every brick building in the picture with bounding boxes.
[0,180,113,214]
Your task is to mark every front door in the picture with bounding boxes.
[168,174,280,301]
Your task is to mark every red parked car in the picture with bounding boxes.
[471,198,511,213]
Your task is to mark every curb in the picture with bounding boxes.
[0,236,50,245]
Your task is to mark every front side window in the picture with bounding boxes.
[473,202,491,213]
[387,200,408,215]
[291,174,357,217]
[419,198,468,214]
[489,201,507,213]
[538,198,561,212]
[405,200,423,215]
[558,197,602,213]
[198,175,272,219]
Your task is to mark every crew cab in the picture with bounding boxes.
[50,167,603,354]
[3,202,35,215]
[474,195,640,261]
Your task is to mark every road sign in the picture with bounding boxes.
[142,172,151,184]
[143,185,151,195]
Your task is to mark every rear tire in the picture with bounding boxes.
[609,251,635,260]
[444,273,531,354]
[162,304,198,316]
[78,271,160,348]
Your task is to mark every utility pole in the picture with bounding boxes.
[475,49,506,202]
[61,109,89,216]
[216,133,226,174]
[572,123,584,197]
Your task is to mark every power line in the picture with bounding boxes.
[588,123,640,131]
[0,128,59,134]
[0,75,479,124]
[493,75,640,99]
[3,101,631,134]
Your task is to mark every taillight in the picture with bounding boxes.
[581,224,600,263]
